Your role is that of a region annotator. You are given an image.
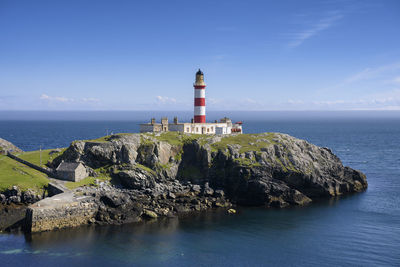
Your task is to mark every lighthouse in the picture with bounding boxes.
[139,68,243,134]
[194,69,206,123]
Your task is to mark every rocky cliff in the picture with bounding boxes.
[50,132,367,210]
[0,137,22,155]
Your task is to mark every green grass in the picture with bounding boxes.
[0,155,49,192]
[144,132,209,146]
[233,157,262,167]
[145,132,184,146]
[16,148,66,168]
[64,176,111,190]
[86,133,134,143]
[210,133,277,153]
[135,163,156,174]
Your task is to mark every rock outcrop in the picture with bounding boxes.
[0,137,22,154]
[53,132,367,205]
[29,132,367,232]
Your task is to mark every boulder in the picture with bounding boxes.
[115,165,157,190]
[143,209,158,219]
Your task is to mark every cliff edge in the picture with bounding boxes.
[50,132,367,208]
[0,138,22,155]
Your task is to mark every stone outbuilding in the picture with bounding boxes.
[56,161,88,182]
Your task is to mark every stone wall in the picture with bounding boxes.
[7,152,54,177]
[25,197,98,232]
[56,170,75,181]
[75,164,88,181]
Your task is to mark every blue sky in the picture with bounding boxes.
[0,0,399,111]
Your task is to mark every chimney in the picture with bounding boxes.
[174,116,178,124]
[151,118,156,124]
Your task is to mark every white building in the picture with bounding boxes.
[140,117,242,135]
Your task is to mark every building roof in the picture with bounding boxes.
[56,162,82,172]
[140,123,162,126]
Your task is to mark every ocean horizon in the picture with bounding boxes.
[0,111,399,266]
[1,110,400,121]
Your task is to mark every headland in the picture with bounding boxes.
[0,131,367,232]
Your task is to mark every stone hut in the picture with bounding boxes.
[56,162,88,182]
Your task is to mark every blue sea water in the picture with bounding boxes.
[0,111,399,266]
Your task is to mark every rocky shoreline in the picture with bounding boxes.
[1,132,368,232]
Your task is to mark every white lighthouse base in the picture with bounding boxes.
[140,117,242,135]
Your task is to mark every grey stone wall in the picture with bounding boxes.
[7,152,54,177]
[26,201,98,232]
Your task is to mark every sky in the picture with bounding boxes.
[0,0,399,111]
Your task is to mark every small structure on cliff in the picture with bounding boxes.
[140,116,242,135]
[56,161,88,182]
[139,69,243,135]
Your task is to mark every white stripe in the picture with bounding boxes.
[194,106,206,115]
[195,89,205,98]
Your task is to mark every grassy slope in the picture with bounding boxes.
[16,148,65,168]
[0,155,49,192]
[210,133,277,153]
[85,133,134,143]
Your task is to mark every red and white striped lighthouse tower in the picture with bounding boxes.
[194,69,206,123]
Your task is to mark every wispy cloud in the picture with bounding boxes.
[40,94,73,102]
[155,96,177,104]
[82,97,100,103]
[283,88,400,110]
[40,94,101,104]
[346,62,400,83]
[288,12,343,48]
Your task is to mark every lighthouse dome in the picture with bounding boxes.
[196,69,203,75]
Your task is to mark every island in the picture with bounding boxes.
[0,132,367,232]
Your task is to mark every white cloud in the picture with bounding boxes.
[155,96,177,104]
[244,98,258,104]
[288,12,343,48]
[39,94,101,106]
[40,94,74,102]
[82,97,100,103]
[312,100,346,105]
[287,99,305,104]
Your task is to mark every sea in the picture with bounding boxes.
[0,111,399,267]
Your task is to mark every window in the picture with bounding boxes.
[207,128,209,133]
[211,126,213,131]
[186,127,189,132]
[196,127,198,132]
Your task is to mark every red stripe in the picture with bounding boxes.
[194,85,206,89]
[194,115,206,123]
[194,98,205,106]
